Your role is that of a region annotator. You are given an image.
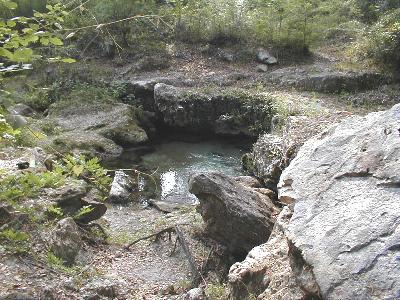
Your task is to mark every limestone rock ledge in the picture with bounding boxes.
[229,104,400,300]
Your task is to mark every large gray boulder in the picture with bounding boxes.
[229,105,400,300]
[49,218,82,265]
[278,104,400,299]
[7,103,36,117]
[189,172,279,258]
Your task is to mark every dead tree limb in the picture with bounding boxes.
[175,225,202,286]
[124,226,176,250]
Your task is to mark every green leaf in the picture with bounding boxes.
[0,48,13,60]
[72,165,84,177]
[61,58,76,63]
[3,1,17,9]
[12,48,34,62]
[6,20,16,27]
[49,37,63,46]
[40,38,49,46]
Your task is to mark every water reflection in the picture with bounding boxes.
[140,140,245,204]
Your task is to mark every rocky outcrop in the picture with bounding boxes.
[49,217,82,266]
[243,113,351,190]
[189,172,279,258]
[266,64,388,93]
[41,103,148,159]
[154,84,275,137]
[278,104,400,299]
[108,171,135,204]
[47,180,107,223]
[230,104,400,300]
[228,208,320,300]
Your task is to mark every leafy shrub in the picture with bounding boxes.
[64,0,167,57]
[0,169,66,204]
[61,154,112,195]
[351,8,400,71]
[0,229,30,254]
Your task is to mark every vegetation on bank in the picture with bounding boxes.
[1,0,399,70]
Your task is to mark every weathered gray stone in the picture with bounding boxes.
[266,64,388,93]
[49,217,82,265]
[7,104,35,117]
[84,279,118,299]
[52,131,123,160]
[189,172,279,258]
[154,84,274,137]
[234,176,262,188]
[108,171,134,204]
[47,180,107,223]
[256,64,268,73]
[278,104,400,299]
[185,287,206,300]
[0,293,35,300]
[41,103,147,159]
[245,113,351,190]
[228,208,320,300]
[6,114,27,129]
[257,49,278,65]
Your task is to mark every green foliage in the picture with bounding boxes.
[0,0,69,63]
[46,204,64,219]
[73,205,94,220]
[46,251,64,267]
[61,154,111,195]
[351,8,400,70]
[0,228,30,254]
[0,169,65,204]
[205,282,227,300]
[0,111,20,147]
[64,0,166,57]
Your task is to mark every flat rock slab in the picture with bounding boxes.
[278,104,400,299]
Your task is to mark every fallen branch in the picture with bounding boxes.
[124,226,177,250]
[175,225,203,286]
[124,224,203,286]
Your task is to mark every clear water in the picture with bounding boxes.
[114,140,246,204]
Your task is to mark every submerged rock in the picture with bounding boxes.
[278,104,400,299]
[49,217,82,265]
[189,172,279,258]
[108,171,135,204]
